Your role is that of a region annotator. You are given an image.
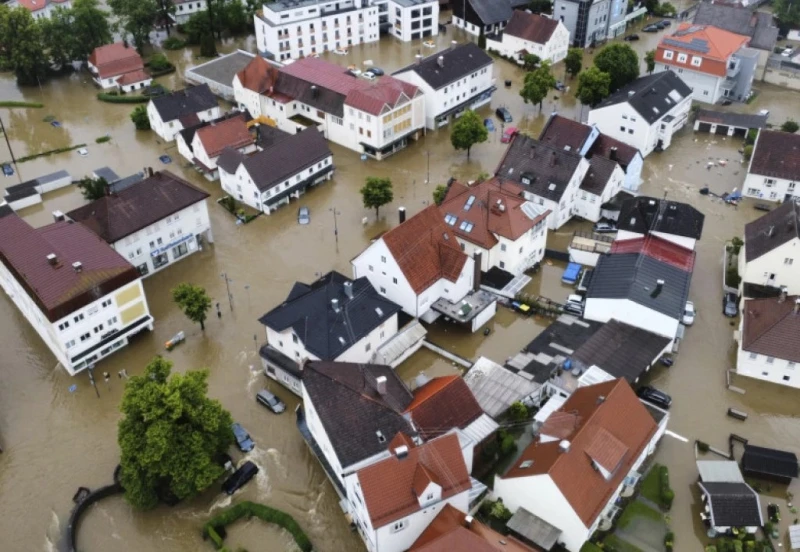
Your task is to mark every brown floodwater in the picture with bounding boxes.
[1,18,800,552]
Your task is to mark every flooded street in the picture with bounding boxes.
[2,17,800,552]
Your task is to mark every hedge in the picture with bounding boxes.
[0,101,44,108]
[149,66,176,78]
[96,136,111,144]
[659,465,674,510]
[202,501,312,552]
[4,143,87,165]
[97,92,150,103]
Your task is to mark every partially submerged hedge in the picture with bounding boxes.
[97,92,150,103]
[203,501,312,552]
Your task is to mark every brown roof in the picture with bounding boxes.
[88,42,144,80]
[588,133,639,168]
[580,155,618,195]
[195,116,254,158]
[500,379,658,526]
[438,178,548,250]
[357,433,471,528]
[66,171,209,244]
[749,130,800,181]
[742,296,800,362]
[744,200,800,262]
[410,504,540,552]
[405,375,485,441]
[504,10,560,45]
[656,24,750,77]
[236,55,280,94]
[0,208,139,323]
[538,114,594,152]
[116,69,150,86]
[381,205,469,294]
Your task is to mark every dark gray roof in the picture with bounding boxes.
[595,72,692,125]
[580,155,618,195]
[693,3,779,51]
[258,271,401,360]
[699,482,762,527]
[695,109,768,129]
[186,50,256,88]
[108,172,145,194]
[150,84,218,123]
[93,167,119,183]
[461,0,528,25]
[496,135,584,202]
[744,200,800,262]
[393,42,492,90]
[274,72,347,118]
[571,320,671,383]
[587,253,692,319]
[302,361,415,468]
[507,508,562,551]
[617,196,705,240]
[742,444,799,480]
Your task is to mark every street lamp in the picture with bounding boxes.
[329,207,340,247]
[220,272,233,311]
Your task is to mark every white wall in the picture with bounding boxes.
[521,157,589,230]
[386,0,439,42]
[352,239,421,317]
[176,132,194,164]
[173,0,207,24]
[655,64,722,104]
[147,102,221,142]
[743,172,799,202]
[336,315,398,363]
[456,216,548,275]
[622,152,644,193]
[741,239,800,294]
[573,164,625,222]
[651,230,696,251]
[584,297,679,339]
[486,20,570,65]
[233,76,264,118]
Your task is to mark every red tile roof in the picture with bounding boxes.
[610,235,696,271]
[88,42,145,80]
[357,433,471,528]
[501,379,658,526]
[0,209,139,323]
[503,10,560,45]
[236,55,280,94]
[116,69,150,86]
[195,116,254,158]
[381,205,469,294]
[405,376,485,441]
[742,296,800,363]
[17,0,65,12]
[656,24,750,77]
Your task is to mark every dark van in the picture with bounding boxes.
[222,461,259,495]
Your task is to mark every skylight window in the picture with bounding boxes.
[338,336,346,345]
[444,213,458,226]
[520,460,534,468]
[652,107,660,114]
[375,307,383,317]
[464,195,476,211]
[668,89,683,102]
[459,221,474,233]
[548,183,557,191]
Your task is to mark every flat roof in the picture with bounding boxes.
[507,507,562,550]
[696,109,768,129]
[431,290,496,323]
[186,50,256,88]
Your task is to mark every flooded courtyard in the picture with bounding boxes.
[1,17,800,552]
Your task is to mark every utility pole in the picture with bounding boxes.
[0,116,21,183]
[87,364,100,398]
[221,272,234,311]
[330,207,339,248]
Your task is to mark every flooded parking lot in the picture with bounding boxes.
[2,18,800,552]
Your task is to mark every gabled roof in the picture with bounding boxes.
[380,205,469,294]
[455,0,528,26]
[588,133,639,168]
[695,109,768,129]
[742,444,799,480]
[177,111,252,154]
[195,116,254,158]
[302,361,415,468]
[538,113,594,152]
[656,24,750,77]
[150,84,218,123]
[501,380,658,526]
[610,235,696,271]
[749,129,800,181]
[699,482,763,527]
[404,376,485,441]
[235,55,280,94]
[66,171,209,244]
[88,42,144,80]
[258,271,401,360]
[502,11,560,45]
[495,134,584,202]
[693,4,778,51]
[393,42,492,90]
[116,70,150,86]
[357,433,471,528]
[744,200,800,262]
[580,155,618,196]
[594,72,692,125]
[0,209,139,323]
[741,295,800,363]
[617,196,705,240]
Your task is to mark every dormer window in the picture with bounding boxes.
[663,50,674,60]
[376,430,386,443]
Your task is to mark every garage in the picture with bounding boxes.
[693,109,768,138]
[697,122,712,133]
[714,124,730,135]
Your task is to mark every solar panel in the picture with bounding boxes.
[662,38,709,54]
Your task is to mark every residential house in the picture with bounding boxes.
[179,114,257,180]
[175,112,253,176]
[65,170,213,278]
[654,24,757,104]
[740,200,800,297]
[452,0,528,37]
[346,433,472,552]
[258,271,402,395]
[743,130,800,202]
[392,42,495,130]
[616,196,705,251]
[485,10,570,65]
[697,460,763,534]
[588,71,693,157]
[735,294,800,389]
[493,379,668,552]
[0,206,153,375]
[741,444,799,485]
[437,178,550,275]
[218,127,333,214]
[147,84,221,141]
[232,55,281,119]
[172,0,207,24]
[87,42,151,92]
[553,0,628,47]
[495,133,590,230]
[7,0,71,20]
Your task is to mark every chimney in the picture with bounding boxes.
[437,55,444,68]
[46,253,57,266]
[597,395,606,405]
[72,261,83,273]
[376,375,387,394]
[549,150,557,167]
[780,286,788,302]
[559,440,570,453]
[331,298,340,312]
[399,206,406,224]
[147,166,154,177]
[473,251,482,291]
[609,147,618,162]
[628,90,635,98]
[464,515,473,528]
[52,210,64,222]
[415,54,423,64]
[343,280,354,300]
[311,85,319,98]
[451,40,457,46]
[395,445,409,459]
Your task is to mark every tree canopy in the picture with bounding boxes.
[594,43,640,92]
[522,53,541,71]
[360,176,394,219]
[565,48,583,78]
[774,0,800,30]
[433,184,448,206]
[520,60,556,111]
[108,0,158,52]
[576,66,611,107]
[450,110,488,159]
[78,176,109,201]
[173,283,212,331]
[131,105,151,130]
[645,50,656,75]
[0,6,49,85]
[118,357,234,510]
[782,119,799,134]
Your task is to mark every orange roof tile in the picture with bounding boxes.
[610,235,696,271]
[236,55,280,94]
[88,42,144,80]
[195,116,254,158]
[405,376,484,441]
[116,69,150,86]
[501,380,658,526]
[655,24,750,77]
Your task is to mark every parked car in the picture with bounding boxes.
[222,461,259,495]
[77,148,89,157]
[682,301,696,326]
[723,293,739,317]
[256,389,286,414]
[659,19,672,27]
[232,422,255,452]
[298,206,310,225]
[366,67,385,76]
[655,20,670,29]
[754,203,772,212]
[484,118,496,132]
[500,126,518,143]
[566,294,584,307]
[362,71,376,81]
[624,34,640,41]
[781,48,794,57]
[593,221,617,233]
[643,25,659,33]
[554,81,566,92]
[496,107,513,123]
[720,99,732,106]
[2,163,13,176]
[659,356,674,367]
[563,301,583,316]
[638,386,672,409]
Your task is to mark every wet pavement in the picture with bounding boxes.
[1,17,800,552]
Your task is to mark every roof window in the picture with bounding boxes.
[444,213,458,225]
[464,195,475,211]
[459,221,474,233]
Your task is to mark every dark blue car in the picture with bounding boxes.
[232,423,255,452]
[2,164,13,177]
[484,118,495,132]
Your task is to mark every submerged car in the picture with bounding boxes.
[643,24,659,33]
[298,206,310,225]
[496,107,513,123]
[593,221,617,233]
[638,386,672,409]
[484,118,496,132]
[500,126,518,143]
[232,422,255,452]
[256,389,286,414]
[723,293,739,317]
[554,81,566,92]
[624,34,640,41]
[222,461,259,495]
[682,301,696,326]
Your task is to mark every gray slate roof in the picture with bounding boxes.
[456,0,528,26]
[696,109,768,129]
[393,42,492,90]
[150,84,218,123]
[595,72,692,125]
[507,507,562,551]
[742,444,799,480]
[699,482,763,528]
[186,50,256,89]
[580,155,617,195]
[587,253,692,320]
[258,271,401,360]
[744,200,800,262]
[618,196,705,240]
[693,3,779,51]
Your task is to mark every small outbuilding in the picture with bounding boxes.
[741,444,799,485]
[693,109,768,138]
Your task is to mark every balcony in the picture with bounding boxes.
[727,60,741,78]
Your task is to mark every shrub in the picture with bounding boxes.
[743,145,754,160]
[487,499,512,522]
[500,433,517,456]
[162,36,186,50]
[664,531,674,551]
[96,136,111,144]
[508,401,529,422]
[203,501,312,552]
[149,53,173,72]
[726,267,741,288]
[659,465,674,510]
[731,237,744,254]
[697,440,710,453]
[98,92,149,103]
[0,100,44,108]
[745,128,758,145]
[130,105,150,130]
[782,119,799,133]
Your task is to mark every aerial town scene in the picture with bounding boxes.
[2,0,800,551]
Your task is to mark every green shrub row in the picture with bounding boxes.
[149,66,176,78]
[659,465,674,510]
[96,136,111,144]
[202,501,312,552]
[5,143,87,165]
[0,101,44,108]
[163,37,186,50]
[97,92,150,103]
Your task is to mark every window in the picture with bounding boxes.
[664,50,674,60]
[108,316,117,326]
[785,258,794,265]
[137,263,149,276]
[65,339,76,349]
[784,375,791,382]
[749,352,758,360]
[392,277,398,284]
[789,362,796,370]
[628,129,634,134]
[677,53,687,63]
[365,343,371,352]
[331,116,343,125]
[93,324,104,334]
[499,261,505,269]
[379,286,386,294]
[767,357,775,364]
[153,253,169,269]
[381,255,387,263]
[172,242,188,259]
[102,299,112,308]
[368,265,374,272]
[74,313,84,323]
[444,213,457,225]
[58,321,70,331]
[80,332,91,342]
[620,126,626,132]
[691,56,701,67]
[292,334,298,344]
[391,520,408,533]
[500,244,507,252]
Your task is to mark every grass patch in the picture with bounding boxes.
[580,543,603,552]
[95,136,111,144]
[4,143,87,165]
[616,500,664,529]
[97,92,149,103]
[603,534,645,552]
[640,464,662,504]
[0,101,44,108]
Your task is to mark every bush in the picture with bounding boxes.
[500,433,517,456]
[487,499,512,522]
[203,501,312,552]
[743,145,754,160]
[745,128,758,145]
[219,196,237,214]
[664,531,674,551]
[726,267,742,288]
[162,36,186,50]
[149,53,172,72]
[0,100,44,108]
[782,119,799,133]
[130,105,150,130]
[659,465,674,510]
[96,136,111,144]
[8,143,88,164]
[508,401,529,422]
[697,440,710,452]
[98,92,149,103]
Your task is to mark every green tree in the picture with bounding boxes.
[594,42,639,92]
[478,26,486,49]
[3,7,48,86]
[38,8,73,68]
[183,11,213,44]
[565,48,583,78]
[520,61,556,111]
[130,105,150,130]
[782,119,799,133]
[118,356,234,510]
[172,283,212,331]
[108,0,158,52]
[508,401,529,422]
[77,176,109,200]
[522,53,541,71]
[450,109,488,159]
[527,0,553,14]
[200,32,218,57]
[645,49,656,75]
[149,52,172,71]
[433,184,448,206]
[774,0,800,30]
[69,0,113,61]
[224,0,248,34]
[360,176,394,219]
[156,0,175,35]
[576,66,611,107]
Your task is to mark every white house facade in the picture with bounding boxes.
[8,0,71,20]
[172,0,207,24]
[572,157,626,222]
[380,0,439,42]
[743,130,800,202]
[147,84,221,142]
[740,201,800,296]
[485,11,570,65]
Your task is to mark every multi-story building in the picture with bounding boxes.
[0,205,153,375]
[743,130,800,202]
[654,24,757,104]
[553,0,627,47]
[615,196,705,251]
[6,0,71,20]
[740,200,800,297]
[147,84,221,142]
[65,171,213,278]
[392,42,495,130]
[171,0,207,24]
[378,0,439,42]
[452,0,527,37]
[485,10,571,65]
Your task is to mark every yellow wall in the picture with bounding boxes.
[120,301,146,325]
[115,283,142,307]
